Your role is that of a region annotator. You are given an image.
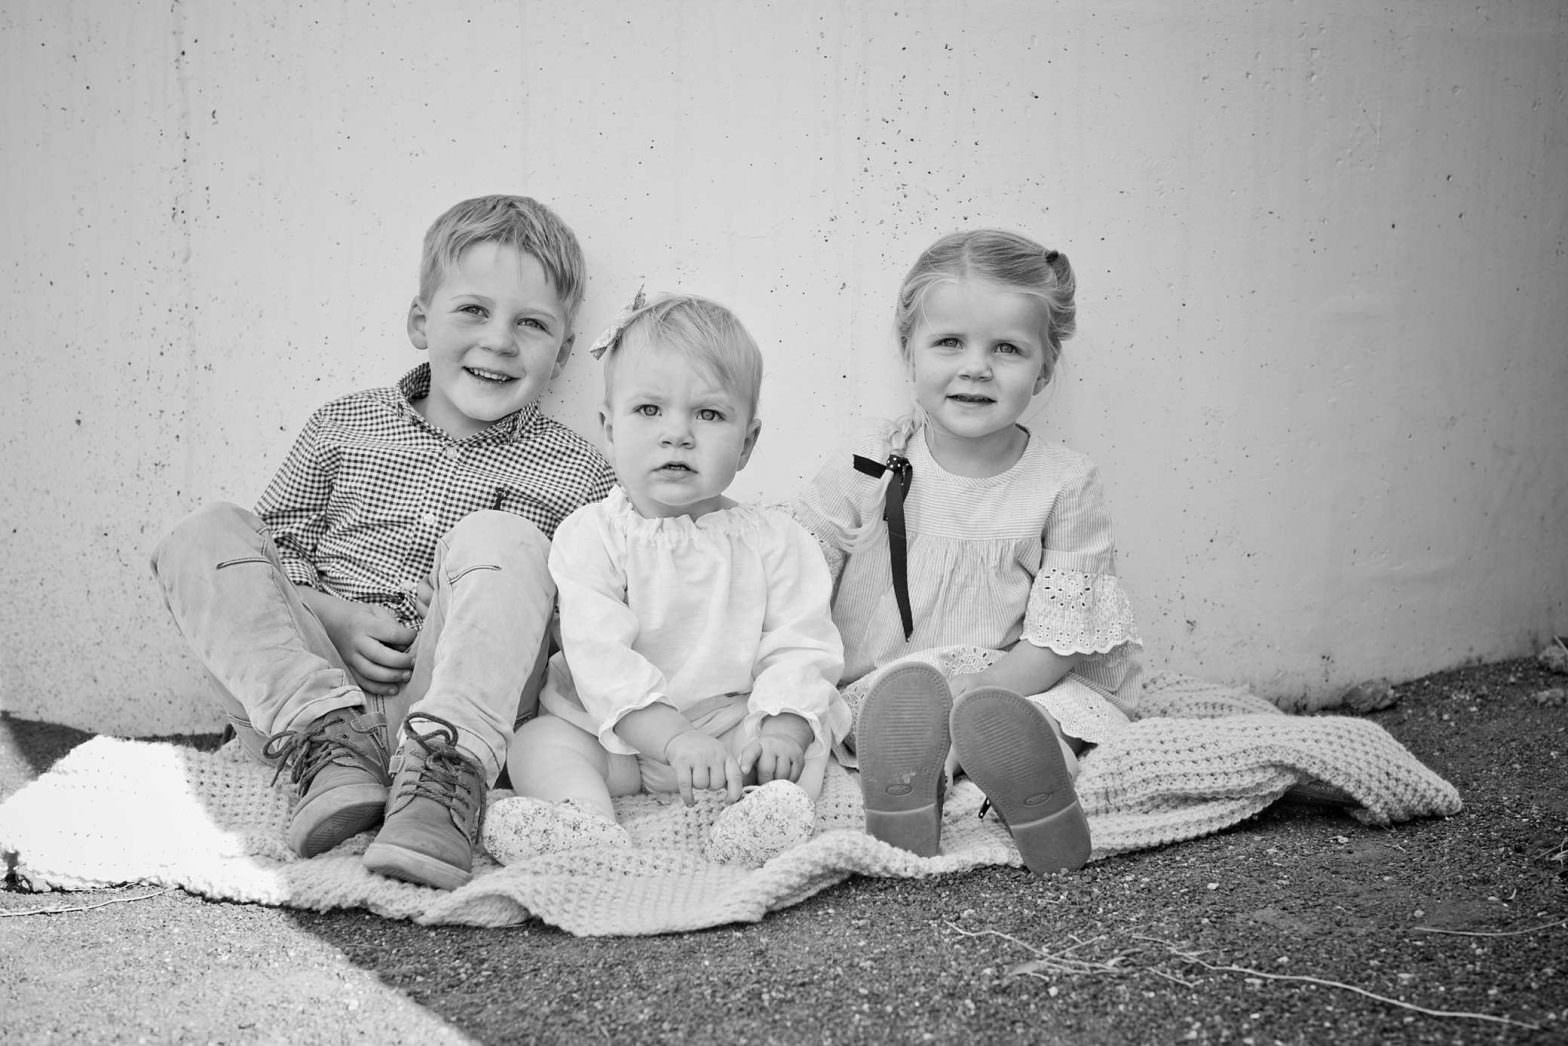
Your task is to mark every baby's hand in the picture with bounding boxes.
[307,592,417,697]
[663,730,744,807]
[739,734,807,786]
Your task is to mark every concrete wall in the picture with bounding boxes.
[3,0,1565,734]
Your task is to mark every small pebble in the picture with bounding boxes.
[1339,678,1398,712]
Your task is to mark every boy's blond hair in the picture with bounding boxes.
[419,195,586,322]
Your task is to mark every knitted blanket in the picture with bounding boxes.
[0,676,1460,936]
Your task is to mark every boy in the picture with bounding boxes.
[151,195,615,890]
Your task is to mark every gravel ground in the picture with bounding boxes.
[3,655,1565,1045]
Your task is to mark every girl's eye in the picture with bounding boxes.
[696,408,725,423]
[935,337,962,349]
[995,343,1021,355]
[633,404,659,417]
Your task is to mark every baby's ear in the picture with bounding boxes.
[407,299,429,350]
[737,416,762,469]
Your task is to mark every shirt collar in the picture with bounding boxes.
[395,363,539,442]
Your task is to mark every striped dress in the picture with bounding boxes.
[793,423,1142,744]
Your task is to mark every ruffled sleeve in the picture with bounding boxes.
[547,501,675,755]
[745,514,852,750]
[1023,462,1142,656]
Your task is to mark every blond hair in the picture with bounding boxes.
[418,195,586,322]
[600,294,763,419]
[888,229,1076,452]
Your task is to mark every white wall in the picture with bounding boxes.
[3,0,1565,734]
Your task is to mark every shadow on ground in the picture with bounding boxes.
[4,658,1566,1044]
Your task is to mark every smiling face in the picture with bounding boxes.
[904,276,1050,468]
[407,241,572,439]
[601,337,760,520]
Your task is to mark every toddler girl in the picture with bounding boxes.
[485,293,851,867]
[793,230,1142,873]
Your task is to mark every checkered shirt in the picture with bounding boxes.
[256,364,615,627]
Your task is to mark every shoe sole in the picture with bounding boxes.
[362,840,473,891]
[950,687,1091,874]
[290,784,388,858]
[855,662,952,857]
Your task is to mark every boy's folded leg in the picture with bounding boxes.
[482,796,632,865]
[855,662,953,857]
[263,707,392,858]
[949,687,1091,874]
[408,511,556,782]
[152,500,364,739]
[704,780,816,867]
[363,714,487,890]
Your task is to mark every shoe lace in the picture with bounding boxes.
[262,711,387,791]
[396,714,486,837]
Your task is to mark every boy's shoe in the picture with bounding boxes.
[362,714,487,890]
[262,707,391,858]
[704,780,816,867]
[949,686,1091,874]
[855,662,953,857]
[482,797,633,865]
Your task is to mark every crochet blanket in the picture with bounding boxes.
[0,676,1460,936]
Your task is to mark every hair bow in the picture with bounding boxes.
[587,285,648,360]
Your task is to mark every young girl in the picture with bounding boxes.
[483,293,851,867]
[793,229,1142,874]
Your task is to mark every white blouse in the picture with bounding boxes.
[793,424,1142,723]
[540,487,852,758]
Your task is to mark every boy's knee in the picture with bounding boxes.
[442,510,552,575]
[447,509,548,551]
[151,501,258,576]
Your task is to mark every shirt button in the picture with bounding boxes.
[421,512,438,528]
[443,446,461,462]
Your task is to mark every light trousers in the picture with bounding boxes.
[150,502,553,780]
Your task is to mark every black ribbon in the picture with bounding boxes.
[853,453,914,641]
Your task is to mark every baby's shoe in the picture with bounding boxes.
[949,686,1091,873]
[855,662,952,857]
[482,796,633,865]
[704,780,816,867]
[363,714,487,890]
[262,706,391,858]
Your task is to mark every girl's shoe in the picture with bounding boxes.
[855,662,953,857]
[949,686,1091,873]
[482,796,632,865]
[704,780,816,867]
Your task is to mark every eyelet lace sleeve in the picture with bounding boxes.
[1023,566,1142,655]
[1024,460,1142,656]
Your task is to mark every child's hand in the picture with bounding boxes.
[662,730,745,807]
[412,572,435,619]
[304,591,417,697]
[740,734,807,785]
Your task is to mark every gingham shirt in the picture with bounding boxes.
[256,364,615,627]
